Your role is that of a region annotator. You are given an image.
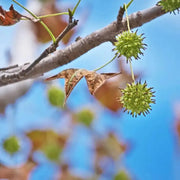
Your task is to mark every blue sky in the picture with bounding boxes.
[0,0,180,180]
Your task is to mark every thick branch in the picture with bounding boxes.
[0,5,165,87]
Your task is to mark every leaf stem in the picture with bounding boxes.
[125,3,131,32]
[125,0,136,83]
[94,54,118,72]
[12,0,56,43]
[72,0,82,15]
[38,12,69,19]
[21,12,69,20]
[126,0,134,9]
[129,60,135,82]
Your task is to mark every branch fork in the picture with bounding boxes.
[0,5,166,87]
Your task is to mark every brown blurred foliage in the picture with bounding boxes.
[33,0,75,44]
[0,163,34,180]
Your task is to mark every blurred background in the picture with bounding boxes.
[0,0,180,180]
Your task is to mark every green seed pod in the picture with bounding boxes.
[3,136,20,155]
[114,170,131,180]
[115,31,146,61]
[158,0,180,13]
[120,82,155,117]
[47,86,65,108]
[76,109,95,126]
[42,142,62,162]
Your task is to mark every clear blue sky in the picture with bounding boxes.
[0,0,180,180]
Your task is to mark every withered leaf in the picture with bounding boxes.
[46,69,89,102]
[46,68,120,103]
[26,130,68,151]
[95,133,128,160]
[85,72,120,95]
[0,5,22,26]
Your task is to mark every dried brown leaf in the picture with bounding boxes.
[85,72,120,95]
[46,69,90,102]
[0,5,22,26]
[46,69,120,104]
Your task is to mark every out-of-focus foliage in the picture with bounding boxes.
[33,0,75,44]
[114,170,131,180]
[76,109,95,126]
[3,136,20,155]
[42,141,62,162]
[47,86,65,108]
[27,130,68,151]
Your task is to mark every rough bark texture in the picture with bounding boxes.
[0,5,165,87]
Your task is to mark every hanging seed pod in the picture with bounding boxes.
[115,31,146,61]
[120,81,155,117]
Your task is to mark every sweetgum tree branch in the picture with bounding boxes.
[0,5,165,87]
[20,18,78,75]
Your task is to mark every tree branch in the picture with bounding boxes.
[20,18,78,76]
[0,5,165,87]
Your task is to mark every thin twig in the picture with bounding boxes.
[54,19,78,47]
[0,64,18,71]
[20,18,78,76]
[117,0,134,30]
[116,5,125,30]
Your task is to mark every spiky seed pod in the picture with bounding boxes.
[158,0,180,13]
[120,82,155,117]
[3,136,20,155]
[114,31,146,61]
